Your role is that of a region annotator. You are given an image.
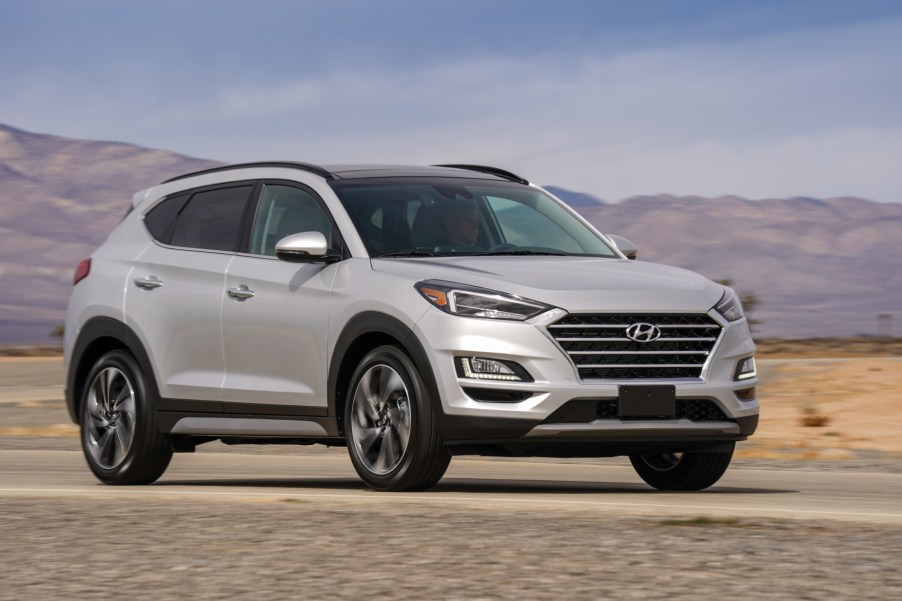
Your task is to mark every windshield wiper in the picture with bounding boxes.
[477,250,567,256]
[375,251,438,258]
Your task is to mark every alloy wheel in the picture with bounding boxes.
[84,366,137,469]
[350,364,413,475]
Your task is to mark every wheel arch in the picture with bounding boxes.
[65,317,160,424]
[329,312,439,436]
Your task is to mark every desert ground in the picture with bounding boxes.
[3,339,900,462]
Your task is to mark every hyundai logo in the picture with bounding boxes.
[625,322,662,342]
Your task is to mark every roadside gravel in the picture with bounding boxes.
[2,497,899,600]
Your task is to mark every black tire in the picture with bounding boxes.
[629,443,734,491]
[79,350,172,485]
[344,345,451,491]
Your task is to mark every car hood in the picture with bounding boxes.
[370,256,724,313]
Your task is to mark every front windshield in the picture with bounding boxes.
[330,178,617,258]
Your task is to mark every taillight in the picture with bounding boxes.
[73,258,91,285]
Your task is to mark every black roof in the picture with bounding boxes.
[162,162,528,185]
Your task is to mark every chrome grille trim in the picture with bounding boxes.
[547,313,723,380]
[578,363,705,369]
[548,324,713,329]
[574,350,711,356]
[554,337,718,342]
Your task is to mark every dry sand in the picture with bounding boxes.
[1,349,900,461]
[741,356,902,460]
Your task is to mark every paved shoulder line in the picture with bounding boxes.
[2,485,900,524]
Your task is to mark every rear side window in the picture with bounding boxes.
[167,186,253,252]
[144,193,189,244]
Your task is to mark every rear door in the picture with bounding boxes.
[220,182,340,414]
[125,183,254,405]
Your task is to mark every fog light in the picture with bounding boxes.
[734,356,757,381]
[457,357,530,381]
[735,386,756,401]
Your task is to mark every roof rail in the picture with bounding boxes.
[433,164,529,185]
[161,161,334,184]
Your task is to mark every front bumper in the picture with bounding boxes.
[413,308,759,447]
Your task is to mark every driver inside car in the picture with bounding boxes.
[443,203,480,247]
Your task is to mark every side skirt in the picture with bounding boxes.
[157,408,342,452]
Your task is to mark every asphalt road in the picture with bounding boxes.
[2,448,901,525]
[3,449,902,600]
[3,358,902,598]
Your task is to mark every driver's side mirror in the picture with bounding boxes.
[606,234,637,260]
[275,231,340,263]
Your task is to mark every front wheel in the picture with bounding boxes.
[345,345,450,491]
[80,350,172,484]
[629,444,734,491]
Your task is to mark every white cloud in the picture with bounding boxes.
[2,16,901,201]
[536,126,902,201]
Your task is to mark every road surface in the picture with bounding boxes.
[2,357,901,598]
[1,448,901,524]
[2,449,901,600]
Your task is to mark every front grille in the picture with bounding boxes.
[595,399,728,421]
[548,313,721,380]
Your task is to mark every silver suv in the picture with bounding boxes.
[64,163,758,491]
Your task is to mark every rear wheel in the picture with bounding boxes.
[629,444,734,491]
[345,345,450,491]
[80,350,172,484]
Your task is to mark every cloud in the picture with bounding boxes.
[540,126,902,201]
[2,14,900,201]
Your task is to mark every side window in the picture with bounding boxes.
[249,185,333,256]
[144,193,189,244]
[169,186,252,252]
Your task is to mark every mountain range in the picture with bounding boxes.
[1,123,900,342]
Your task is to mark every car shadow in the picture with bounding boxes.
[433,479,795,495]
[153,477,795,495]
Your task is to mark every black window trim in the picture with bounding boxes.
[142,179,258,255]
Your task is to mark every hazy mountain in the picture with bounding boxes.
[0,124,219,343]
[543,186,606,208]
[1,123,900,342]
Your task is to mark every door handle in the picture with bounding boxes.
[227,285,255,300]
[134,277,163,290]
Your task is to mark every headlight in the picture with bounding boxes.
[714,287,744,321]
[415,280,552,321]
[734,356,757,381]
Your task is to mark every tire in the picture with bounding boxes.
[344,345,451,491]
[79,350,172,485]
[629,443,734,491]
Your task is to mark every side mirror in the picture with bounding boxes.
[275,231,340,263]
[606,234,638,260]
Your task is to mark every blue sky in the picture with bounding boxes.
[2,0,901,201]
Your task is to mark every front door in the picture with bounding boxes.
[220,183,339,414]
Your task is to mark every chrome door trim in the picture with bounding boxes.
[226,286,255,299]
[134,277,163,289]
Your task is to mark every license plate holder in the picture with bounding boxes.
[618,385,676,418]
